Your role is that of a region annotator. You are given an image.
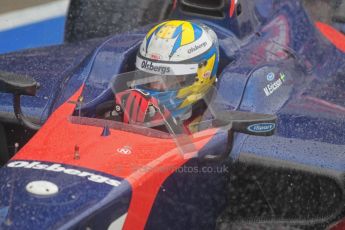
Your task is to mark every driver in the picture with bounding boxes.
[114,20,220,133]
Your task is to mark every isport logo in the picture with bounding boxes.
[141,60,171,74]
[7,161,121,187]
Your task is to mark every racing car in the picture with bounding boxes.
[0,0,345,229]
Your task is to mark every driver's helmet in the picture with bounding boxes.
[135,20,219,121]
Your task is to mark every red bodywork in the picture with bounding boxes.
[13,87,218,229]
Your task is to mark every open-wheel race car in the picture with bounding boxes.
[0,0,345,229]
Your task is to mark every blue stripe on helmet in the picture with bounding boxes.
[192,24,203,41]
[170,33,182,58]
[191,45,217,63]
[172,25,183,39]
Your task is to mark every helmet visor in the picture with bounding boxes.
[132,71,195,92]
[110,70,196,94]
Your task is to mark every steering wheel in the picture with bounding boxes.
[96,89,186,135]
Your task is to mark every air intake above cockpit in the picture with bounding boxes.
[180,0,226,18]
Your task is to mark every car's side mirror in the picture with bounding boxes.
[0,71,39,96]
[203,110,277,161]
[214,110,276,136]
[0,71,40,130]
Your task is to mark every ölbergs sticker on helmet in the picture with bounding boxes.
[136,56,198,75]
[141,60,171,75]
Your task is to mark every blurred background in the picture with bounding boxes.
[0,0,343,55]
[0,0,69,54]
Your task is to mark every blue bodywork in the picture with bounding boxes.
[0,0,344,229]
[0,162,131,229]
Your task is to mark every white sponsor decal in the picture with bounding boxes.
[203,71,211,79]
[7,161,121,187]
[136,56,198,75]
[150,53,162,60]
[117,146,132,155]
[266,72,275,81]
[141,60,171,75]
[247,123,275,133]
[263,72,286,96]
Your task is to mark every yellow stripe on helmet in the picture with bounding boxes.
[165,20,185,27]
[146,21,168,39]
[176,54,217,108]
[181,22,195,46]
[156,25,178,39]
